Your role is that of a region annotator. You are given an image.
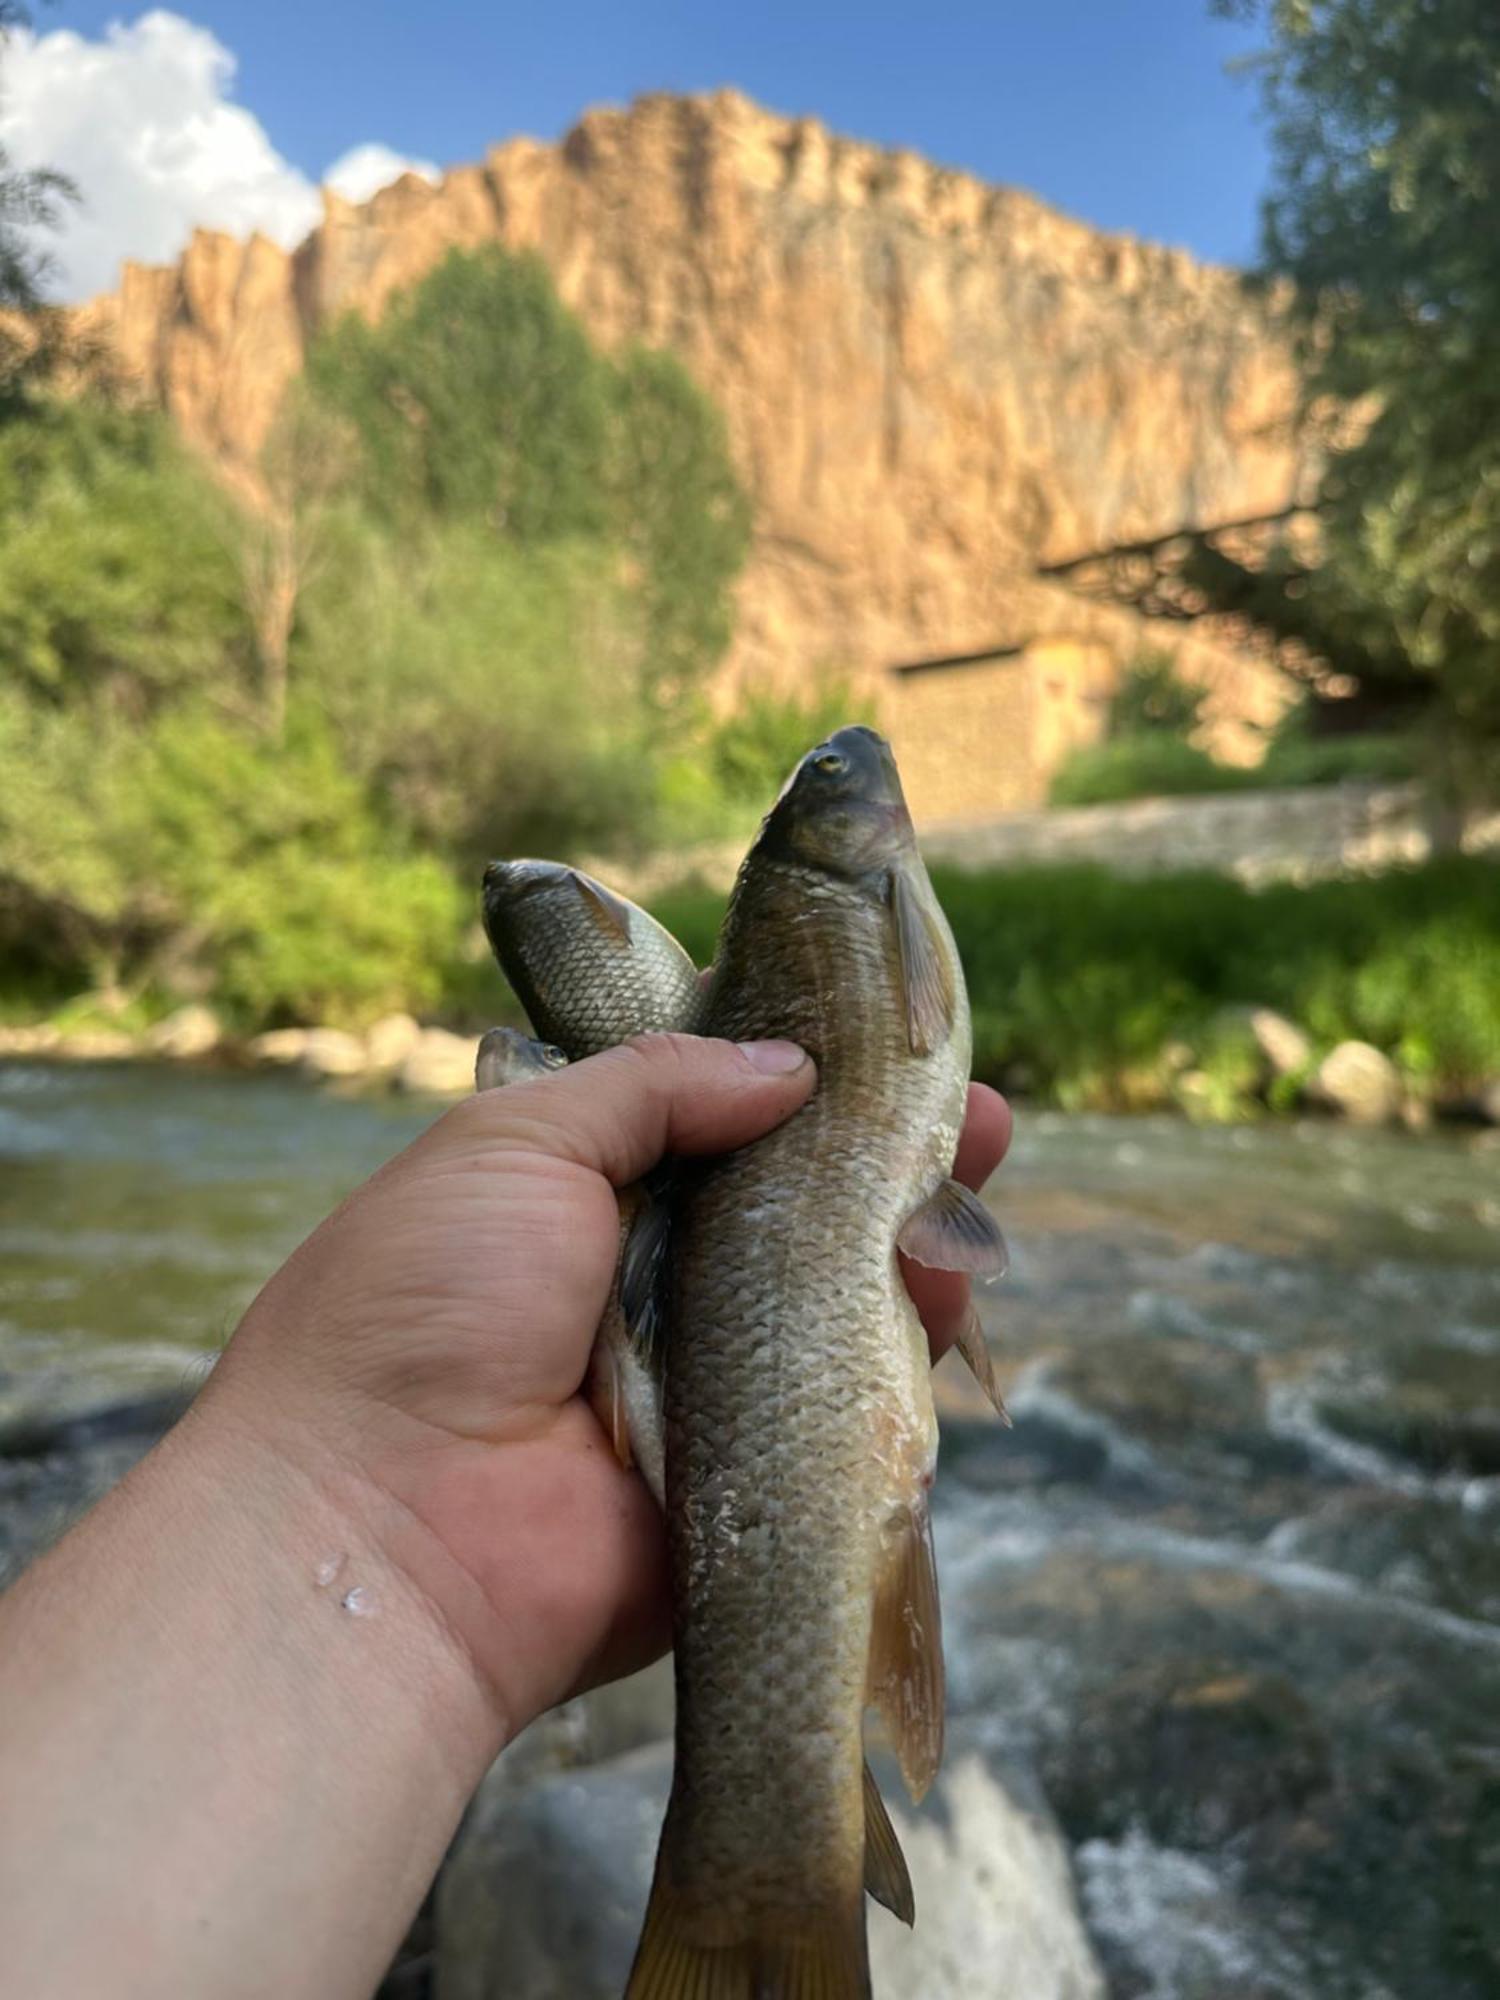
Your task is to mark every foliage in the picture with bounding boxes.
[644,857,1500,1109]
[1215,0,1500,793]
[305,248,750,710]
[0,2,80,405]
[1107,650,1207,738]
[0,398,250,712]
[0,694,458,1024]
[306,250,614,544]
[297,515,657,865]
[608,345,751,713]
[708,678,873,810]
[1048,734,1253,807]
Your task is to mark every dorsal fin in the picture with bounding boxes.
[567,867,634,945]
[888,868,955,1057]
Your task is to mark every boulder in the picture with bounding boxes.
[145,1004,221,1060]
[364,1012,423,1072]
[1311,1040,1401,1124]
[438,1728,1105,2000]
[396,1028,478,1095]
[248,1027,368,1078]
[1243,1007,1310,1080]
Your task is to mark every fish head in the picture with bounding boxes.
[762,725,916,878]
[481,858,572,951]
[475,1024,569,1091]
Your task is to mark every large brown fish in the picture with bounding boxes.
[626,726,1007,1999]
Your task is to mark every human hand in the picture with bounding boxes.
[209,1037,1011,1747]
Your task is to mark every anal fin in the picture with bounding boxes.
[862,1759,914,1926]
[868,1500,944,1804]
[953,1306,1012,1425]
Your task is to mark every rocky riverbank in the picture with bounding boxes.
[0,1008,481,1095]
[3,995,1497,1130]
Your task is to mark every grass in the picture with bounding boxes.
[649,857,1500,1113]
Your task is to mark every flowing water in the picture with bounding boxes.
[2,1061,1498,1997]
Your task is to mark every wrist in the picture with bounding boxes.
[190,1364,516,1762]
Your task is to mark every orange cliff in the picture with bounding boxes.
[76,88,1308,747]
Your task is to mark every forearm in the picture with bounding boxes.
[0,1388,506,2000]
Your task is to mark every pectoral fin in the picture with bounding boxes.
[888,867,955,1057]
[897,1177,1008,1277]
[862,1760,914,1925]
[868,1499,944,1804]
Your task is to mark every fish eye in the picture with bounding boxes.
[812,751,847,776]
[541,1044,568,1069]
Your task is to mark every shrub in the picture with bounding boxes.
[1048,735,1256,807]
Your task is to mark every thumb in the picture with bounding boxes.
[454,1031,816,1185]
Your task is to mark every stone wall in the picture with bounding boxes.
[919,782,1500,884]
[605,783,1500,900]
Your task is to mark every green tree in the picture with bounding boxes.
[0,3,78,406]
[0,399,251,714]
[305,247,750,708]
[306,248,614,543]
[1217,0,1500,792]
[609,345,751,714]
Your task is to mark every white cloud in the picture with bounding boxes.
[324,142,438,207]
[0,10,441,301]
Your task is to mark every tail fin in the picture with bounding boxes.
[625,1865,870,2000]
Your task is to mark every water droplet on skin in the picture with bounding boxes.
[341,1585,376,1617]
[314,1552,347,1589]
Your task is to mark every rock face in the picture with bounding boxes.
[82,90,1303,728]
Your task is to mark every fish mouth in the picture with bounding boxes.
[481,858,563,903]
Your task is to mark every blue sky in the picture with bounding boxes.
[9,3,1276,297]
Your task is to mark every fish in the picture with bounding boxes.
[472,1024,669,1507]
[474,1024,569,1091]
[481,860,702,1059]
[624,725,1008,2000]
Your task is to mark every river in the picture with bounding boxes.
[2,1059,1498,1997]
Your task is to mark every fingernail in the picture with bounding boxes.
[737,1039,808,1075]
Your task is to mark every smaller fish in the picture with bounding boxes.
[474,1024,569,1091]
[473,1024,666,1505]
[481,861,702,1059]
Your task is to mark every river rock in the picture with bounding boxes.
[0,1023,60,1055]
[438,1728,1104,2000]
[248,1026,368,1077]
[1244,1007,1311,1080]
[396,1028,478,1095]
[65,1029,139,1060]
[145,1004,221,1060]
[364,1012,423,1072]
[1311,1040,1401,1124]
